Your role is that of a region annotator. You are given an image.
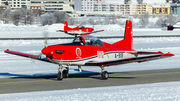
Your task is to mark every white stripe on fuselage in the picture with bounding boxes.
[50,51,136,66]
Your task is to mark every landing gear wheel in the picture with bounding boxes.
[57,71,63,80]
[101,71,109,80]
[63,70,69,78]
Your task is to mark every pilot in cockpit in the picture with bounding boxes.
[78,26,85,29]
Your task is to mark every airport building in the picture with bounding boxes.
[170,4,180,14]
[153,4,170,15]
[117,4,152,15]
[0,0,74,12]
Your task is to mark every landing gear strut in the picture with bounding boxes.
[57,65,69,80]
[100,65,109,80]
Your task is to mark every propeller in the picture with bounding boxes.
[92,25,95,29]
[29,30,50,64]
[42,30,54,60]
[43,30,49,47]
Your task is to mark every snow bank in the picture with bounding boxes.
[47,23,64,32]
[1,81,180,101]
[173,22,180,27]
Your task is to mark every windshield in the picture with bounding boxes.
[78,25,85,29]
[80,35,103,46]
[73,37,85,45]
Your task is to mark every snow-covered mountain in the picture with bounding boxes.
[106,0,166,5]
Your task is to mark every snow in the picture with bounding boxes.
[1,23,180,38]
[0,22,180,100]
[1,81,180,101]
[173,22,180,27]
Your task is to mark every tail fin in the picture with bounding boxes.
[113,20,133,50]
[64,21,68,30]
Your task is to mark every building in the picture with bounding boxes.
[172,0,180,3]
[0,0,74,12]
[93,4,117,12]
[27,0,73,13]
[136,3,152,15]
[117,4,137,15]
[153,4,170,15]
[0,0,11,10]
[170,4,180,14]
[81,0,110,12]
[116,4,152,15]
[81,0,105,12]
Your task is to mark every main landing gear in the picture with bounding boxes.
[57,65,69,80]
[57,65,109,80]
[100,65,109,80]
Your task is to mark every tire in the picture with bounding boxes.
[101,71,109,80]
[57,71,63,80]
[63,70,69,78]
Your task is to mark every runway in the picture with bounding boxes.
[0,68,180,94]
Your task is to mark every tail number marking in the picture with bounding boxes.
[115,53,123,58]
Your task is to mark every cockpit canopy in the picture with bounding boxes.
[77,25,85,29]
[73,35,103,46]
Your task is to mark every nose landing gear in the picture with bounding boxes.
[57,65,69,80]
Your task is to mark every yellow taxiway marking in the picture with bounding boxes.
[0,80,53,85]
[117,72,180,77]
[0,71,180,85]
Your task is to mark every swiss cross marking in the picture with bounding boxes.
[97,51,104,58]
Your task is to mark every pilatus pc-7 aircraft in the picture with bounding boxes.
[57,21,104,36]
[4,20,174,80]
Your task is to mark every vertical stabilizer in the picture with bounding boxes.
[113,20,133,50]
[64,21,68,30]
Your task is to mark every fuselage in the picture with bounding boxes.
[65,27,94,32]
[42,35,136,66]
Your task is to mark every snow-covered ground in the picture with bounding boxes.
[0,23,180,38]
[0,23,180,100]
[1,81,180,101]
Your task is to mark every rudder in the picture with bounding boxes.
[113,20,133,50]
[64,21,68,30]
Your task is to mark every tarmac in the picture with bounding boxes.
[1,68,180,94]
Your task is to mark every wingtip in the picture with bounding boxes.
[4,49,9,53]
[161,52,174,57]
[156,51,163,54]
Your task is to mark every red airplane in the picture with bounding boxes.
[57,21,104,36]
[4,20,174,80]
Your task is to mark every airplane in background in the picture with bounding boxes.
[57,21,104,36]
[162,23,180,31]
[4,20,174,80]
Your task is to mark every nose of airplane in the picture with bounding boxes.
[41,47,50,55]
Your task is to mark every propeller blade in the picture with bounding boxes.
[43,31,48,47]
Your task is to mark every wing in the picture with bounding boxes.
[56,30,66,32]
[85,51,174,66]
[4,49,58,64]
[83,30,104,35]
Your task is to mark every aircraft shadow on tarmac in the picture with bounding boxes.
[0,69,136,80]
